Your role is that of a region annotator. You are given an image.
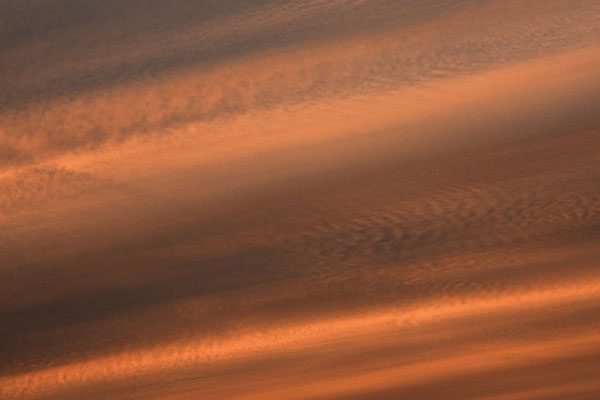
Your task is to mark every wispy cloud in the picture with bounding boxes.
[1,1,600,399]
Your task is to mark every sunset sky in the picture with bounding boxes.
[1,1,600,399]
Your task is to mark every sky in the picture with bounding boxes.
[1,1,600,399]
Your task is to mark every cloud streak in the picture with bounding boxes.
[1,1,600,399]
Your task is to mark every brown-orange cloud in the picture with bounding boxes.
[1,1,599,399]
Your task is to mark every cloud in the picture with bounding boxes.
[1,0,598,168]
[2,1,600,399]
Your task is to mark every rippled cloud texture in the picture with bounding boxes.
[1,1,600,399]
